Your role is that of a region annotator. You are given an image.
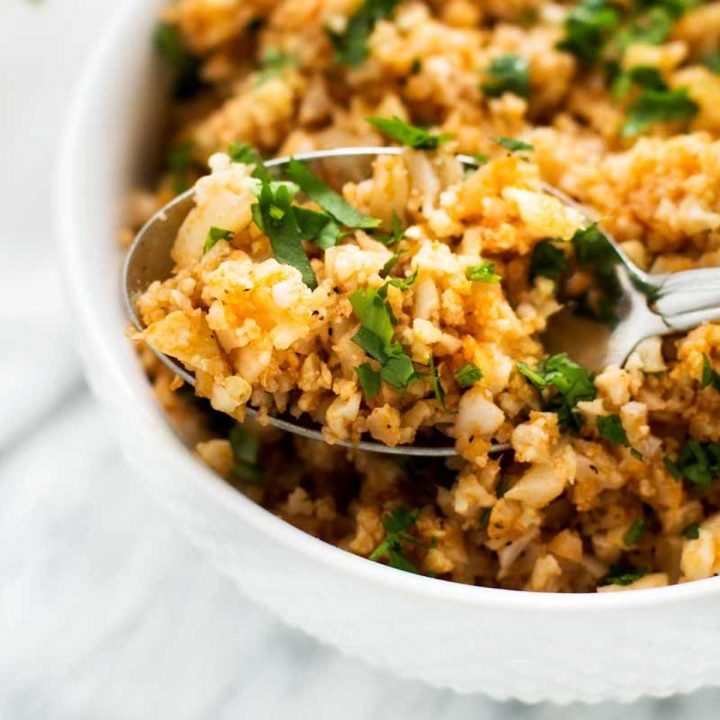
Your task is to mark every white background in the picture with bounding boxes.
[1,1,719,717]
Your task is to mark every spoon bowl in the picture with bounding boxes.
[124,146,720,455]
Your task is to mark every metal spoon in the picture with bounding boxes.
[124,146,720,456]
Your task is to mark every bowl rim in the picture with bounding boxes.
[57,0,720,613]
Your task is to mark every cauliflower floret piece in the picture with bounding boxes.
[209,374,252,416]
[141,309,228,378]
[680,513,720,581]
[323,244,392,289]
[505,444,576,509]
[172,153,260,267]
[202,258,323,350]
[456,387,505,439]
[595,364,631,408]
[511,411,559,464]
[502,187,584,241]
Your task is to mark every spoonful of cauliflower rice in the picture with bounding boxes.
[125,121,720,461]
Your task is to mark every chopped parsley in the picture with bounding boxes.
[617,6,673,48]
[530,239,567,281]
[621,86,698,136]
[664,440,720,488]
[495,475,511,498]
[557,0,619,67]
[557,0,696,76]
[493,136,535,154]
[682,522,700,540]
[702,50,720,75]
[379,250,406,278]
[455,363,484,388]
[604,562,648,586]
[517,353,596,431]
[287,158,380,229]
[570,223,622,325]
[612,64,668,99]
[167,141,194,195]
[375,212,405,246]
[481,53,530,99]
[355,363,382,398]
[229,425,263,482]
[428,356,447,410]
[254,47,298,86]
[369,507,423,573]
[379,269,418,296]
[479,506,492,530]
[596,414,630,447]
[350,287,416,390]
[154,22,204,99]
[227,142,274,184]
[330,0,404,67]
[367,116,454,150]
[701,354,720,391]
[203,226,233,254]
[251,181,317,288]
[465,261,501,283]
[623,517,647,547]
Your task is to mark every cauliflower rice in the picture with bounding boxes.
[128,0,720,592]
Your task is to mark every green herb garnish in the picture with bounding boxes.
[350,287,416,390]
[597,414,630,447]
[702,50,720,75]
[455,363,484,388]
[664,440,720,488]
[369,507,423,573]
[167,141,194,195]
[517,353,596,431]
[428,356,447,410]
[617,6,673,48]
[612,64,667,98]
[570,223,622,325]
[154,22,204,99]
[367,116,454,149]
[530,239,567,281]
[621,86,698,136]
[493,137,535,154]
[355,363,382,398]
[465,261,501,283]
[251,181,317,288]
[287,158,380,229]
[203,226,233,254]
[623,518,647,546]
[254,47,298,86]
[379,269,418,296]
[557,0,619,67]
[481,53,530,99]
[701,353,720,391]
[604,562,648,586]
[375,211,405,246]
[227,142,274,183]
[380,250,406,279]
[682,522,700,540]
[479,506,492,530]
[495,476,511,498]
[229,425,263,482]
[330,0,403,67]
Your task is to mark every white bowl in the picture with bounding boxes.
[57,0,720,704]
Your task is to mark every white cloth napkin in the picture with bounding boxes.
[1,1,719,718]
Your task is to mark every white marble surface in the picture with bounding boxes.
[2,1,720,717]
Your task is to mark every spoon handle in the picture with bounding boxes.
[655,268,720,330]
